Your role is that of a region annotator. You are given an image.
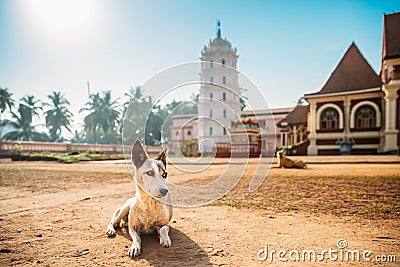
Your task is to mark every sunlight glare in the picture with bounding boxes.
[23,0,99,39]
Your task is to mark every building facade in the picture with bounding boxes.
[381,12,400,153]
[304,12,400,155]
[277,105,309,155]
[241,107,293,155]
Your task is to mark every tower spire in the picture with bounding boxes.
[216,20,221,39]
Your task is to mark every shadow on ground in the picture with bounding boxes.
[113,227,212,266]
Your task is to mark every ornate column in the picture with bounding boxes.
[383,84,399,152]
[307,100,318,155]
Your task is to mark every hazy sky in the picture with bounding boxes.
[0,0,399,133]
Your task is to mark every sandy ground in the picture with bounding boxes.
[0,158,399,266]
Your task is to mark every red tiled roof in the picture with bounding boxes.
[382,12,400,60]
[305,43,381,96]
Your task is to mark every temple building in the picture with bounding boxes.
[198,21,241,153]
[170,12,400,156]
[303,12,400,155]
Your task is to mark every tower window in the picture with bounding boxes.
[222,59,225,66]
[210,77,213,84]
[223,128,227,135]
[223,109,227,118]
[222,92,226,101]
[187,130,191,136]
[222,76,226,84]
[210,93,213,101]
[210,109,213,118]
[210,60,213,68]
[209,126,213,136]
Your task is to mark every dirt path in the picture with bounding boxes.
[0,161,399,266]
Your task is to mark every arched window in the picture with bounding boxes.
[210,93,213,101]
[222,92,226,101]
[209,126,213,136]
[222,76,226,84]
[222,59,225,66]
[223,109,227,118]
[355,105,376,128]
[210,60,213,68]
[187,130,191,136]
[320,108,339,129]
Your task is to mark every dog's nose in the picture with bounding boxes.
[159,188,168,197]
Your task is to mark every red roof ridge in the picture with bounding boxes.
[306,42,381,96]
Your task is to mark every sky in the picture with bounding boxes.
[0,0,399,134]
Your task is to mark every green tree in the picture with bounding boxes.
[121,87,198,146]
[20,95,42,123]
[0,87,15,138]
[99,91,120,144]
[0,87,14,113]
[44,92,73,142]
[1,104,49,141]
[297,97,305,105]
[70,129,87,143]
[80,91,120,144]
[80,92,100,144]
[122,86,152,145]
[239,87,248,111]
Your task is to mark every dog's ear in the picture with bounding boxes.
[131,140,148,168]
[155,148,168,167]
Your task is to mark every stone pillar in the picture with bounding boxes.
[383,85,399,152]
[344,95,350,135]
[293,125,297,145]
[307,100,318,155]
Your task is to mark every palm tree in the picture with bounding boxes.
[80,92,101,144]
[0,87,15,139]
[99,91,120,143]
[20,95,42,123]
[0,87,15,113]
[44,92,73,142]
[121,86,152,144]
[123,86,143,111]
[80,91,120,144]
[1,104,49,141]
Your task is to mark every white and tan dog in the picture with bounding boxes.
[106,140,173,258]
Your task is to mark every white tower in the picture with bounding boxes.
[198,21,241,153]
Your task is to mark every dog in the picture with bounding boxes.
[276,149,307,169]
[106,140,173,258]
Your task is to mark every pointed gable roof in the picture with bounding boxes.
[305,43,381,96]
[382,12,400,60]
[277,105,309,127]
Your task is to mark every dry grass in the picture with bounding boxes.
[215,174,400,220]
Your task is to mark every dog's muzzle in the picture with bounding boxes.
[159,188,168,197]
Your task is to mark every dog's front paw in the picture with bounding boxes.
[128,242,141,258]
[106,225,116,237]
[160,234,171,248]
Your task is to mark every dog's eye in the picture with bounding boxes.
[146,171,154,176]
[161,172,168,179]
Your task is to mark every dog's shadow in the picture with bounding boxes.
[115,226,213,266]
